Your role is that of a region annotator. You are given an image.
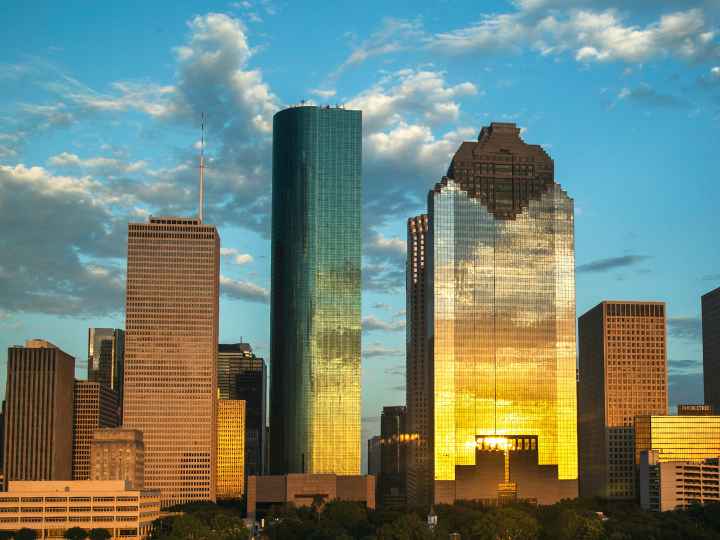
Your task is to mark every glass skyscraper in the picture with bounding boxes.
[270,105,362,475]
[420,122,578,504]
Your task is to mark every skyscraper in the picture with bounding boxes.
[379,406,408,509]
[91,428,145,489]
[217,399,246,498]
[270,105,362,475]
[406,214,431,507]
[218,343,267,477]
[423,123,578,504]
[88,328,125,408]
[72,380,119,480]
[3,340,74,486]
[123,216,220,507]
[702,286,720,412]
[578,301,668,499]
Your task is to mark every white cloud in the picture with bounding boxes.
[220,247,254,265]
[310,88,337,99]
[48,152,147,174]
[220,275,268,303]
[362,342,404,358]
[362,315,405,332]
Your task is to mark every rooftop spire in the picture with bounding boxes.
[199,113,206,223]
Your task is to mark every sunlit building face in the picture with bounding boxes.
[427,123,578,504]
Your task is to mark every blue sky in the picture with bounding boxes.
[1,0,719,469]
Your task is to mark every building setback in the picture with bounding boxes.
[3,340,74,487]
[270,105,362,475]
[217,399,246,498]
[91,428,145,489]
[406,214,432,508]
[218,343,267,477]
[123,216,220,507]
[88,328,125,411]
[702,287,720,412]
[73,381,120,480]
[578,301,668,499]
[424,123,578,504]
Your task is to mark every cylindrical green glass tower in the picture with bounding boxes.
[270,106,362,475]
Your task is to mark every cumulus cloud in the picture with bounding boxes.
[48,152,148,175]
[220,247,254,265]
[362,315,406,332]
[0,164,126,315]
[220,275,269,303]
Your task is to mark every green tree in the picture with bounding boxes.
[165,514,213,540]
[15,529,38,540]
[64,527,88,540]
[0,532,13,540]
[378,513,433,540]
[471,507,540,540]
[88,529,111,540]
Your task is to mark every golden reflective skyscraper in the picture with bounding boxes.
[420,123,578,504]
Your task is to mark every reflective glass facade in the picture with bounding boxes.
[426,123,577,503]
[635,415,720,464]
[270,106,362,475]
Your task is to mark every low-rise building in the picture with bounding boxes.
[0,480,160,540]
[635,415,720,464]
[640,451,720,511]
[247,474,375,521]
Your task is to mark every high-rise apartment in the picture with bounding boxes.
[91,428,145,489]
[3,340,75,486]
[702,287,720,412]
[379,406,408,509]
[217,400,246,498]
[218,343,267,477]
[422,123,578,504]
[578,301,668,499]
[88,328,125,407]
[72,381,119,480]
[123,216,220,506]
[270,105,362,475]
[406,214,432,507]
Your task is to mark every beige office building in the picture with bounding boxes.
[578,301,667,499]
[640,451,720,511]
[73,381,119,480]
[247,474,375,520]
[217,400,245,498]
[0,480,160,540]
[123,216,220,507]
[91,429,144,489]
[3,340,75,487]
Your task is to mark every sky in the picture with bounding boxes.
[1,0,719,471]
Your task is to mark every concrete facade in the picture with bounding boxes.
[91,429,144,489]
[0,480,160,540]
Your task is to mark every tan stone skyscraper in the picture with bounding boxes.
[123,216,220,507]
[578,301,668,499]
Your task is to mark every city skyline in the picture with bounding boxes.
[1,1,719,474]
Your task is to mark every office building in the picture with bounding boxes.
[217,399,246,499]
[73,381,120,480]
[635,415,720,464]
[379,406,408,508]
[91,428,144,489]
[270,105,362,475]
[218,343,267,477]
[88,328,125,410]
[640,451,720,511]
[123,216,220,506]
[578,301,667,499]
[368,436,381,478]
[422,123,577,504]
[247,474,375,521]
[702,287,720,412]
[3,340,74,486]
[678,404,714,415]
[406,214,432,507]
[0,480,160,540]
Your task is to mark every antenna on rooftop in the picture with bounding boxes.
[199,113,206,223]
